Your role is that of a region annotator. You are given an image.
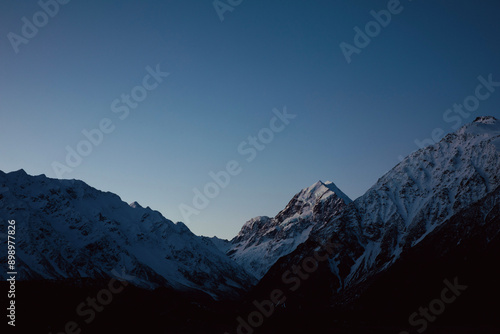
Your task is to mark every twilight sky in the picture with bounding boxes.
[1,0,500,239]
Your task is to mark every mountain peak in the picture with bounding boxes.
[302,180,352,204]
[457,115,500,139]
[322,181,352,204]
[229,180,351,279]
[473,116,497,124]
[9,169,27,176]
[129,201,143,209]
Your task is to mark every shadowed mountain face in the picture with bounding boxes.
[243,184,500,333]
[228,180,351,279]
[238,117,500,332]
[0,170,256,300]
[257,116,500,290]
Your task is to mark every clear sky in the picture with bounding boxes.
[1,0,500,239]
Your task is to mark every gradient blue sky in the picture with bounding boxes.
[1,0,500,239]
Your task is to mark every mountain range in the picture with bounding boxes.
[1,116,499,333]
[0,170,255,299]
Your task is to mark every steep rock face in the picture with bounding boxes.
[228,181,351,279]
[0,170,255,299]
[248,184,500,334]
[319,116,500,287]
[257,116,500,302]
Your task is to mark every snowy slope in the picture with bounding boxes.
[228,181,352,279]
[340,115,500,280]
[264,116,500,295]
[0,171,256,299]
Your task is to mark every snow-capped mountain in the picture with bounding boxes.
[256,116,500,302]
[0,170,255,299]
[228,180,352,279]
